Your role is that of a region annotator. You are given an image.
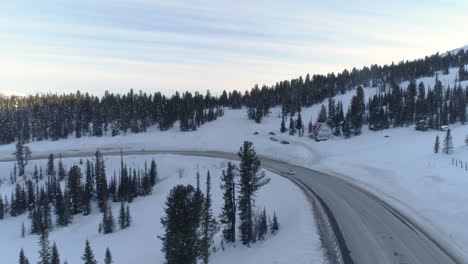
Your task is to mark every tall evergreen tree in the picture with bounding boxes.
[219,162,237,243]
[57,156,66,181]
[51,243,60,264]
[296,112,303,136]
[14,141,30,177]
[257,208,268,241]
[280,116,286,133]
[118,202,127,230]
[46,154,55,178]
[443,129,454,154]
[102,203,115,234]
[125,205,132,228]
[160,185,200,264]
[18,248,30,264]
[104,248,113,264]
[37,231,51,264]
[200,171,219,264]
[0,196,4,220]
[149,159,158,186]
[81,240,98,264]
[271,212,279,234]
[55,186,70,227]
[317,105,327,123]
[83,160,94,216]
[95,151,108,212]
[237,141,270,245]
[342,111,352,139]
[67,165,83,215]
[434,135,440,154]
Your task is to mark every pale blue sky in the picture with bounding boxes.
[1,0,467,96]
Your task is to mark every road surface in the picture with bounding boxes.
[0,149,459,264]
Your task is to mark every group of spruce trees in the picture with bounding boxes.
[160,141,279,264]
[279,76,468,139]
[1,150,159,252]
[433,128,454,155]
[19,232,113,264]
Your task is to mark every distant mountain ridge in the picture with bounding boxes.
[0,91,25,98]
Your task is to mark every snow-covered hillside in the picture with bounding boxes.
[0,155,324,263]
[1,64,468,262]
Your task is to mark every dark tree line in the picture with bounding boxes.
[2,48,467,145]
[255,48,468,120]
[0,89,229,145]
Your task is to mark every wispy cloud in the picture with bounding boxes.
[1,0,467,95]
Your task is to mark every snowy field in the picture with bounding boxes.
[0,155,324,264]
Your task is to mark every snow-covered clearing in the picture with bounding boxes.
[0,155,324,263]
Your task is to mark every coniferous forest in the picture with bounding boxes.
[3,141,277,264]
[1,49,468,145]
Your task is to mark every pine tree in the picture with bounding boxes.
[26,180,35,211]
[67,165,83,215]
[0,196,4,220]
[95,151,108,212]
[125,205,131,228]
[14,140,26,177]
[104,248,113,264]
[434,135,440,153]
[289,116,296,135]
[443,129,454,154]
[317,105,327,123]
[200,171,219,264]
[296,112,303,136]
[55,186,68,227]
[271,212,279,234]
[160,185,200,264]
[238,141,270,245]
[280,117,286,133]
[37,231,51,264]
[21,222,26,238]
[118,202,126,229]
[51,243,60,264]
[219,162,236,243]
[102,203,115,234]
[57,156,66,181]
[18,248,30,264]
[46,154,55,177]
[33,164,39,182]
[81,240,98,264]
[328,98,336,128]
[343,111,352,139]
[83,160,94,216]
[257,208,268,240]
[149,159,157,186]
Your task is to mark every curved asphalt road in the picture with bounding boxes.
[0,149,459,264]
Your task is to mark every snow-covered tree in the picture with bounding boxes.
[81,240,98,264]
[443,129,454,154]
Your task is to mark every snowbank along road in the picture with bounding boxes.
[0,149,459,264]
